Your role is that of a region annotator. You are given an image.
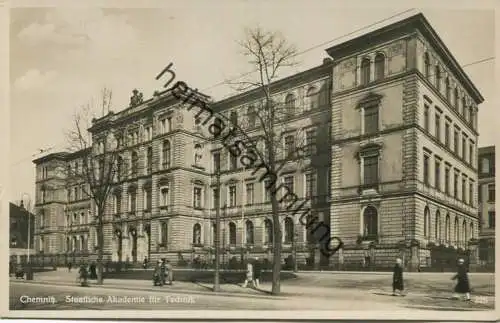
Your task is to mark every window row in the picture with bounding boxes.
[423,52,477,131]
[359,53,386,86]
[423,207,475,243]
[423,150,475,206]
[65,211,89,226]
[67,184,88,202]
[224,85,330,129]
[423,103,475,167]
[159,218,297,247]
[65,235,88,252]
[478,183,495,203]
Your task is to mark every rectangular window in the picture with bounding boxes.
[462,135,467,161]
[462,176,467,202]
[478,184,482,201]
[193,187,202,209]
[305,172,317,198]
[229,185,237,207]
[488,184,495,202]
[283,176,294,200]
[145,189,152,210]
[213,152,221,172]
[444,122,450,148]
[147,147,153,174]
[129,191,136,213]
[488,211,495,228]
[264,180,272,202]
[305,129,317,156]
[434,159,441,191]
[363,155,378,186]
[444,166,450,195]
[434,112,441,141]
[454,128,459,154]
[212,188,219,209]
[246,183,254,205]
[364,106,379,135]
[284,135,295,158]
[469,141,474,165]
[160,119,166,134]
[469,181,474,206]
[423,154,430,186]
[454,171,459,199]
[230,154,238,170]
[160,186,169,206]
[161,221,168,244]
[424,104,430,132]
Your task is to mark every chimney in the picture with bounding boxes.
[323,57,333,65]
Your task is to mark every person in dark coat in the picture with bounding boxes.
[392,258,404,296]
[452,258,471,301]
[253,257,262,288]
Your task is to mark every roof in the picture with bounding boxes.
[324,13,484,104]
[478,145,495,155]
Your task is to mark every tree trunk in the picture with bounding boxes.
[271,204,281,295]
[96,215,104,285]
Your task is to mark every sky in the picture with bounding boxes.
[8,2,496,204]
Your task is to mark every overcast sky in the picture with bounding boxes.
[9,2,495,203]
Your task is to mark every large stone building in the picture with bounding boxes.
[32,13,484,270]
[9,201,36,263]
[478,145,495,266]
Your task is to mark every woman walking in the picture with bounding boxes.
[392,258,404,296]
[452,258,471,301]
[242,261,254,288]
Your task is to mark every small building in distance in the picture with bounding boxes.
[477,145,495,268]
[9,201,36,263]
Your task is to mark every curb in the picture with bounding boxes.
[10,280,287,300]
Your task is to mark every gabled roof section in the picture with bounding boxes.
[325,13,484,104]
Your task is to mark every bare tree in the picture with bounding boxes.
[228,27,302,295]
[64,88,118,285]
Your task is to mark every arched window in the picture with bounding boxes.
[284,217,294,243]
[454,88,459,110]
[363,206,378,237]
[66,237,71,252]
[360,58,371,85]
[306,87,319,110]
[192,223,202,245]
[131,151,138,176]
[245,220,254,244]
[162,140,171,169]
[445,78,451,101]
[374,53,385,81]
[435,210,441,240]
[247,106,256,128]
[228,222,237,245]
[424,52,430,78]
[318,83,330,108]
[72,236,77,251]
[285,94,295,116]
[445,214,450,241]
[80,235,85,251]
[264,219,273,244]
[435,66,441,91]
[128,187,136,213]
[424,207,430,237]
[454,217,459,242]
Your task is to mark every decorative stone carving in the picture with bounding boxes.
[388,42,404,57]
[130,89,144,107]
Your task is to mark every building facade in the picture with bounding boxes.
[478,145,495,266]
[9,201,36,262]
[32,13,484,269]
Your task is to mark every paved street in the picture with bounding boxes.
[9,270,495,311]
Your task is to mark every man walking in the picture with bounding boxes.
[452,258,471,301]
[253,257,262,289]
[242,260,254,288]
[392,258,404,296]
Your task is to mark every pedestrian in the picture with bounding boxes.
[160,258,167,285]
[253,257,262,289]
[68,262,72,272]
[242,260,254,288]
[143,256,148,269]
[451,258,471,301]
[165,260,173,285]
[392,258,404,296]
